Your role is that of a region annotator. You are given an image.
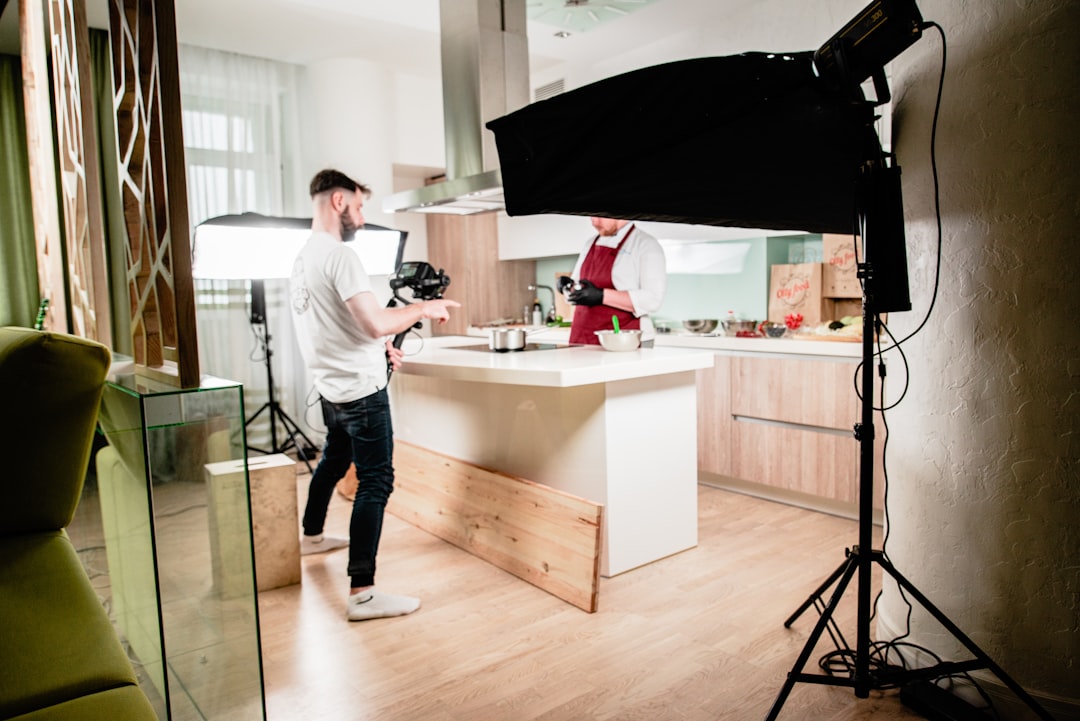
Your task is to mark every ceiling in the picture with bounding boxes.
[0,0,736,81]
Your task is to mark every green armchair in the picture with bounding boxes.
[0,327,157,720]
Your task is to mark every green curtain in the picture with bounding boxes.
[0,54,39,328]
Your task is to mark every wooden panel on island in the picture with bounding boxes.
[387,441,603,613]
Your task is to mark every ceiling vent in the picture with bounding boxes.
[534,78,565,102]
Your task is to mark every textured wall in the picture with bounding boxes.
[880,0,1080,714]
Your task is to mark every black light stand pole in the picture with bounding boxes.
[245,279,318,473]
[762,154,1056,721]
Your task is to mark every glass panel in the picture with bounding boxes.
[90,365,265,720]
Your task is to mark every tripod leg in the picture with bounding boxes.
[877,555,1057,721]
[271,404,317,474]
[245,402,271,427]
[784,558,850,628]
[764,555,860,721]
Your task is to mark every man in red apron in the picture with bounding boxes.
[563,217,667,346]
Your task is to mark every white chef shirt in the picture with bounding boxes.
[571,223,667,340]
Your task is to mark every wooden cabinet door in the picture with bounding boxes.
[427,212,536,335]
[697,355,732,477]
[701,352,883,511]
[730,356,858,430]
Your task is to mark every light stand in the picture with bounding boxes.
[191,213,410,476]
[244,279,318,473]
[762,150,1056,721]
[484,4,1060,715]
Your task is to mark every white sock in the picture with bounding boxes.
[347,589,420,621]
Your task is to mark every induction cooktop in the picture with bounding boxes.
[451,343,579,353]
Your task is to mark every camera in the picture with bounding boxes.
[390,261,450,302]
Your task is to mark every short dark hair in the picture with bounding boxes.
[309,169,371,198]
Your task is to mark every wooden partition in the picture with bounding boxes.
[47,0,111,346]
[107,0,198,386]
[21,0,198,386]
[20,0,67,333]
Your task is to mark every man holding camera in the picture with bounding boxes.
[289,168,459,621]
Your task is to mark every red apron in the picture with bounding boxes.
[569,226,641,345]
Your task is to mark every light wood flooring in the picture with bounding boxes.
[256,472,926,721]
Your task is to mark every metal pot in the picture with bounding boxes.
[488,327,528,351]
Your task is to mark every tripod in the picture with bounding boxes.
[245,280,318,473]
[763,162,1055,720]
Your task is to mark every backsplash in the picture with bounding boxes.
[535,234,823,323]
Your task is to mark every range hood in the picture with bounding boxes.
[383,0,528,215]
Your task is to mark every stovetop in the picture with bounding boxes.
[451,343,579,353]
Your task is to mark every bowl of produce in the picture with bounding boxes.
[721,318,760,336]
[682,319,719,334]
[595,329,642,351]
[759,321,787,338]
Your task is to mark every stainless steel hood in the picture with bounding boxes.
[383,0,528,215]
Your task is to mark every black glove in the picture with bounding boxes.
[557,275,575,293]
[568,279,604,307]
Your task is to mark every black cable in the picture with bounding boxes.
[876,21,948,354]
[249,318,268,363]
[816,23,1002,706]
[852,21,947,408]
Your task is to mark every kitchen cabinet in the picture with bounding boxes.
[696,350,884,515]
[426,210,536,335]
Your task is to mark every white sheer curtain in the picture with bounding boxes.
[178,45,319,454]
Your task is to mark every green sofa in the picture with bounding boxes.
[0,327,157,721]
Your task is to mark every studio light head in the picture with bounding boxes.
[814,0,924,102]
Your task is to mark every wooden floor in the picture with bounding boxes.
[257,473,926,721]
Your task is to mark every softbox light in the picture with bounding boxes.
[487,52,880,235]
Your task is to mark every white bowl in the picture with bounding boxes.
[595,329,642,351]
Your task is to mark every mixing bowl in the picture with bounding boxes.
[721,319,760,336]
[682,319,719,334]
[595,330,642,351]
[760,321,787,338]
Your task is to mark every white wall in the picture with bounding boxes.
[880,1,1079,716]
[296,59,444,259]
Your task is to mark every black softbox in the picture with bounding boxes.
[487,52,880,235]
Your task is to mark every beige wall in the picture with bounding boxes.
[882,1,1079,716]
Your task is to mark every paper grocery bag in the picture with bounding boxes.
[769,262,829,325]
[822,234,861,298]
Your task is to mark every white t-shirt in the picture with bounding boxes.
[571,224,667,340]
[289,231,388,403]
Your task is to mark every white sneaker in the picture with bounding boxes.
[300,534,349,556]
[347,589,421,621]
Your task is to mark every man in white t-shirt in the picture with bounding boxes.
[289,169,459,621]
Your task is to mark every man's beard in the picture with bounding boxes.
[340,209,361,241]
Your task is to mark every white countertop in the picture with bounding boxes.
[465,325,864,359]
[397,335,714,387]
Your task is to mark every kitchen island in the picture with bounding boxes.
[389,335,714,576]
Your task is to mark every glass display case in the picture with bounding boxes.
[82,362,266,720]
